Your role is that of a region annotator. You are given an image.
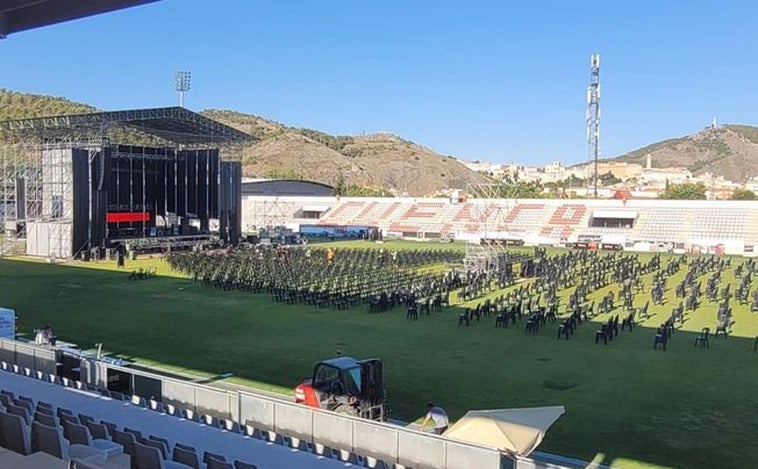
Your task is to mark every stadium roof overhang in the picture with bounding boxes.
[0,0,161,38]
[302,205,331,212]
[592,209,638,219]
[0,107,253,145]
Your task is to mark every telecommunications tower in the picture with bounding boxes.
[586,54,601,198]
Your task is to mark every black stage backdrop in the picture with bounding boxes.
[72,145,233,251]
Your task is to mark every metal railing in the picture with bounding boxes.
[85,360,506,468]
[0,338,568,469]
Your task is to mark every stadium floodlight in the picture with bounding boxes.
[174,70,191,107]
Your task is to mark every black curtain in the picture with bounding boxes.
[219,161,230,242]
[230,161,241,245]
[167,153,176,215]
[15,177,25,220]
[71,148,90,256]
[176,153,187,218]
[218,160,241,245]
[209,151,219,219]
[90,147,109,247]
[186,150,197,216]
[197,150,208,221]
[94,146,224,239]
[155,157,166,217]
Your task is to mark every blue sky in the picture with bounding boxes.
[1,0,756,164]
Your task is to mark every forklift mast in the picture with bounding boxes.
[359,358,386,420]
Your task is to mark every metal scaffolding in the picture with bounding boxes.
[0,139,104,258]
[241,197,300,234]
[463,183,518,272]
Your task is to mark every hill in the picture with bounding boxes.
[202,109,489,195]
[0,90,487,196]
[606,124,758,182]
[0,89,97,120]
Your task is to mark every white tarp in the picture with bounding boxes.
[444,406,565,456]
[0,308,16,339]
[26,221,72,258]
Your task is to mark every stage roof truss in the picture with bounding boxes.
[0,107,253,145]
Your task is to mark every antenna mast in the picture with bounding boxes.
[586,54,601,198]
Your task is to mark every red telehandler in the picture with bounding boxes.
[295,356,387,421]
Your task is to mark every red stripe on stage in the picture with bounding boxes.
[106,212,150,223]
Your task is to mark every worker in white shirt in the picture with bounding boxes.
[421,401,449,435]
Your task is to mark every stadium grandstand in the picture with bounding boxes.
[0,357,362,468]
[243,195,758,254]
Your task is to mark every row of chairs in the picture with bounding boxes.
[1,360,387,469]
[0,362,259,467]
[0,389,123,467]
[0,387,258,469]
[129,393,387,468]
[132,393,384,467]
[0,360,240,434]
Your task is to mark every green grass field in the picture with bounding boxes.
[1,244,757,469]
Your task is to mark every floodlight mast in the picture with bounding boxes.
[174,70,191,108]
[586,54,601,198]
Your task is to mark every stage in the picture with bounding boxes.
[0,107,250,259]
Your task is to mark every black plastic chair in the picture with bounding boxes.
[173,446,200,469]
[694,327,710,349]
[653,328,668,350]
